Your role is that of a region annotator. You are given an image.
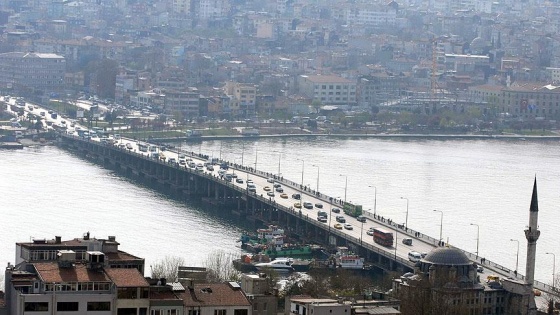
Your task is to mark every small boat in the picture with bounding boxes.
[334,247,364,269]
[255,258,294,272]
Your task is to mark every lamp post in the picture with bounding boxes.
[312,164,320,192]
[339,174,348,206]
[400,197,409,231]
[546,252,556,288]
[433,210,443,246]
[369,185,377,216]
[470,223,479,256]
[510,239,519,273]
[360,218,365,245]
[277,152,281,177]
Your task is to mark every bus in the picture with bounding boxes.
[138,143,148,152]
[373,228,393,247]
[343,203,363,217]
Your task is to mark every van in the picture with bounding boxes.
[402,238,413,245]
[408,251,422,262]
[247,183,257,192]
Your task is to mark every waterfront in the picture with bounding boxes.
[1,137,559,285]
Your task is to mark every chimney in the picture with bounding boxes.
[55,236,61,244]
[524,177,540,286]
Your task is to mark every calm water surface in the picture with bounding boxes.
[1,137,559,285]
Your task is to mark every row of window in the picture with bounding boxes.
[44,282,112,292]
[314,85,356,90]
[24,301,110,312]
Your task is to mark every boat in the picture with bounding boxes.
[333,247,364,269]
[255,257,294,272]
[238,225,317,258]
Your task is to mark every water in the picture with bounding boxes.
[1,137,559,285]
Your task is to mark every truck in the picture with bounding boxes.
[372,227,394,247]
[343,203,363,217]
[186,129,202,138]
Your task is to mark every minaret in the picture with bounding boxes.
[524,177,540,286]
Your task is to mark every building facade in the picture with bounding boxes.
[0,52,65,94]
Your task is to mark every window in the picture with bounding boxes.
[57,302,79,311]
[215,310,227,315]
[234,310,248,315]
[188,310,200,315]
[88,302,111,311]
[263,303,267,311]
[24,302,49,312]
[253,302,258,311]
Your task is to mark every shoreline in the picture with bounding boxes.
[153,133,560,142]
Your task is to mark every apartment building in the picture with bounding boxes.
[0,52,65,93]
[3,234,253,315]
[298,75,356,106]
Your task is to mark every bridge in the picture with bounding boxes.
[56,133,557,297]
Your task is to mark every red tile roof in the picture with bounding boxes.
[34,262,110,283]
[105,268,149,287]
[180,283,250,307]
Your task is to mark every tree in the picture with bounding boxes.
[203,250,241,282]
[151,255,185,282]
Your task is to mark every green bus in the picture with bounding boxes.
[343,203,363,217]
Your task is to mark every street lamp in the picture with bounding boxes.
[339,174,348,206]
[400,197,409,231]
[369,185,377,216]
[312,164,320,192]
[546,252,556,288]
[433,210,443,246]
[470,223,479,256]
[510,239,519,273]
[360,218,365,245]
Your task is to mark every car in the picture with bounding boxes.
[344,223,353,230]
[294,203,301,208]
[247,179,254,184]
[335,216,346,223]
[218,169,226,176]
[275,187,284,193]
[402,238,413,245]
[366,229,374,236]
[267,191,275,197]
[168,158,177,164]
[303,202,313,209]
[421,252,428,258]
[477,265,484,273]
[317,216,327,222]
[273,183,281,188]
[263,186,271,191]
[356,215,367,222]
[292,193,301,200]
[332,207,341,213]
[267,178,275,183]
[231,173,238,178]
[206,165,214,171]
[315,203,323,208]
[280,193,288,199]
[334,223,343,229]
[236,178,244,184]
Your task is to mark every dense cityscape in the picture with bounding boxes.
[0,0,558,133]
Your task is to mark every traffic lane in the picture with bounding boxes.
[113,139,435,261]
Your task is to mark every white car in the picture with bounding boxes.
[344,224,353,230]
